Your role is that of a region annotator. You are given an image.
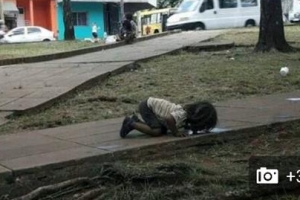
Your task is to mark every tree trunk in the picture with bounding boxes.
[63,0,75,40]
[255,0,294,52]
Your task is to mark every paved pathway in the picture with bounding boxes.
[0,30,223,114]
[0,91,300,176]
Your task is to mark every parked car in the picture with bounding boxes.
[0,30,5,40]
[1,26,56,43]
[0,22,7,40]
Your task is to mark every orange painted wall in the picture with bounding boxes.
[50,0,57,34]
[16,0,30,21]
[16,0,57,32]
[34,1,50,29]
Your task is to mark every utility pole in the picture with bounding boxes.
[120,0,124,22]
[0,0,4,23]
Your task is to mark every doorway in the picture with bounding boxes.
[17,7,25,27]
[104,3,120,35]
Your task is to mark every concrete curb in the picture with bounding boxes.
[0,118,298,198]
[184,41,235,52]
[0,30,181,67]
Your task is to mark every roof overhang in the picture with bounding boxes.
[57,0,156,7]
[3,2,19,15]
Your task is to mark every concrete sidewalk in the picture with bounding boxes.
[0,30,223,117]
[0,91,300,176]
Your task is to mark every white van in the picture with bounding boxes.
[166,0,260,30]
[286,0,300,23]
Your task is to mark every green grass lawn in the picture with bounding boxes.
[1,25,300,134]
[213,25,300,46]
[0,40,102,60]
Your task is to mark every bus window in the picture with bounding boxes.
[158,13,161,23]
[151,14,157,24]
[142,15,151,25]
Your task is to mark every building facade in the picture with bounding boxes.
[57,1,106,40]
[57,0,157,40]
[1,0,57,32]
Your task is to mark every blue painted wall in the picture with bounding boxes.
[57,2,104,40]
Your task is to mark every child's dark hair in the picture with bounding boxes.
[184,101,217,133]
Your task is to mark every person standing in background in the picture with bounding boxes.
[92,22,100,42]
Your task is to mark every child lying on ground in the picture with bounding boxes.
[120,97,217,138]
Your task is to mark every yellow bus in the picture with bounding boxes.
[135,8,176,36]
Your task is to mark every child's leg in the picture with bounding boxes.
[132,122,162,137]
[135,100,165,137]
[119,100,165,138]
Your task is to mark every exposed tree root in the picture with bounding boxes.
[12,177,92,200]
[77,188,105,200]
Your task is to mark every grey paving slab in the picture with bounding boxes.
[24,87,73,98]
[216,119,256,130]
[0,132,66,151]
[0,140,81,161]
[0,89,35,98]
[49,31,223,64]
[0,98,16,107]
[0,165,11,175]
[1,146,107,171]
[40,118,123,139]
[93,134,181,152]
[216,94,300,125]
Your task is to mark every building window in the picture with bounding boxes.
[18,7,24,14]
[12,28,25,36]
[72,12,88,26]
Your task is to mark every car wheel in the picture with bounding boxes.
[43,39,51,42]
[194,23,205,31]
[245,20,255,27]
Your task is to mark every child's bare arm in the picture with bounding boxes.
[165,115,186,137]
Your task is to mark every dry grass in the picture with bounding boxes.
[213,25,300,46]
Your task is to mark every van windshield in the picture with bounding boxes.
[177,0,201,13]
